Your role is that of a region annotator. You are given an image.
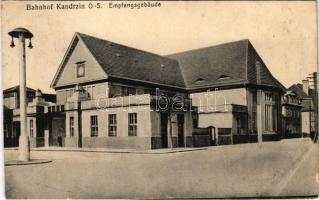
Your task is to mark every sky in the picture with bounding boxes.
[1,1,317,93]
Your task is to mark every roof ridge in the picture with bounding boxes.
[77,32,178,62]
[3,85,36,92]
[166,39,250,57]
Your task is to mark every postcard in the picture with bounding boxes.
[1,1,318,199]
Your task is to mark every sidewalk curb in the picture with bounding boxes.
[30,147,208,154]
[5,159,52,166]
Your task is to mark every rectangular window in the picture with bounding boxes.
[30,119,34,137]
[264,92,277,132]
[70,116,74,137]
[121,86,137,96]
[90,115,98,137]
[108,114,117,136]
[128,113,137,136]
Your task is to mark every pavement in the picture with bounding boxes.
[4,138,319,199]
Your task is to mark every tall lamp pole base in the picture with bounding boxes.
[18,136,30,161]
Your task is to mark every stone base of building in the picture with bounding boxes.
[30,137,45,148]
[185,136,193,147]
[193,135,210,147]
[262,134,280,141]
[82,136,151,149]
[65,137,79,148]
[151,137,161,149]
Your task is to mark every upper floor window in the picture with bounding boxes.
[121,86,136,96]
[83,85,96,99]
[90,115,98,137]
[76,61,86,78]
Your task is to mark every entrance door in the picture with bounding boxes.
[160,113,168,148]
[51,117,65,147]
[177,114,184,147]
[12,122,20,147]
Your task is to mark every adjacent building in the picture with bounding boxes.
[288,81,316,138]
[3,86,56,147]
[281,90,302,138]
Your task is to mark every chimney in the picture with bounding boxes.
[302,79,309,95]
[35,89,42,98]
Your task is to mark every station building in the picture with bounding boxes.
[4,33,286,149]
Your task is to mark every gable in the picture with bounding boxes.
[247,42,286,91]
[52,35,108,88]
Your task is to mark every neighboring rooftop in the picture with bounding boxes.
[3,85,36,93]
[3,85,56,103]
[288,84,314,99]
[288,83,315,111]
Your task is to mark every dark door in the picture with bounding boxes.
[12,122,20,147]
[160,113,168,148]
[51,117,65,147]
[177,114,184,147]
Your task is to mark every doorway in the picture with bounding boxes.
[12,122,20,147]
[177,114,184,147]
[51,117,65,147]
[160,113,168,148]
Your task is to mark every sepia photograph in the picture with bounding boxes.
[1,1,318,199]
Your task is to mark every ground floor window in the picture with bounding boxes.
[128,113,137,136]
[70,116,74,137]
[264,92,277,132]
[30,119,34,137]
[108,114,117,136]
[90,115,98,137]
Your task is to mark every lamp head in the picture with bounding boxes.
[8,27,33,39]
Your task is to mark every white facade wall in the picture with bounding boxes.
[81,105,152,138]
[191,88,247,109]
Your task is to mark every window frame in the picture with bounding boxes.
[70,116,74,137]
[128,113,137,136]
[264,92,277,132]
[108,114,117,137]
[90,115,98,137]
[121,86,137,96]
[76,62,86,78]
[30,119,34,137]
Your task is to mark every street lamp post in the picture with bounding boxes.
[9,28,34,161]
